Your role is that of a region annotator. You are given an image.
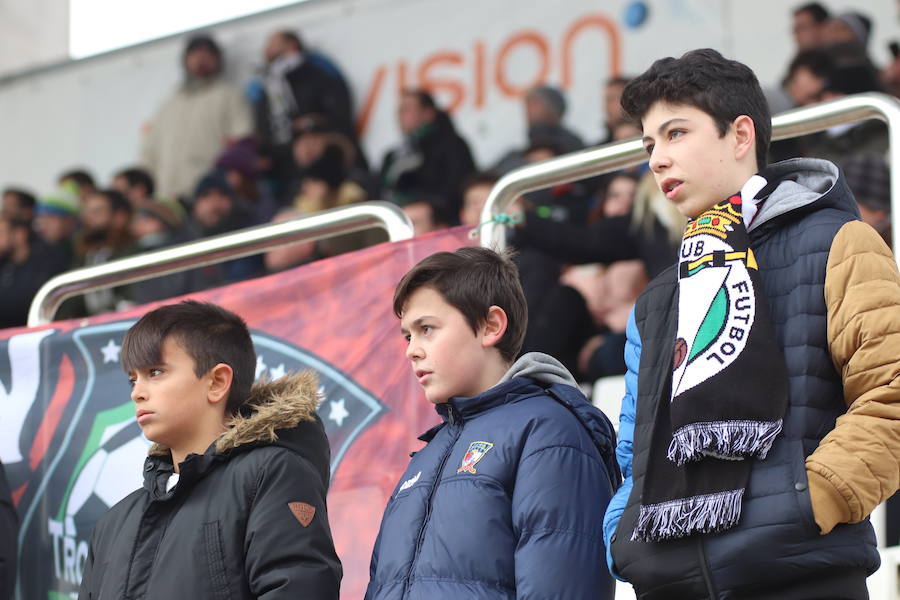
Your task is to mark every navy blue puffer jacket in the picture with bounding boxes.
[365,354,619,600]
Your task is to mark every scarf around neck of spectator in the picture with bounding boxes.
[632,184,789,542]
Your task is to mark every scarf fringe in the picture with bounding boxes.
[632,488,744,542]
[667,419,783,466]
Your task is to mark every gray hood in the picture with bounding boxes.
[750,158,856,231]
[498,352,579,388]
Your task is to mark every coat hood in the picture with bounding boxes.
[498,352,579,388]
[750,158,859,232]
[148,370,331,487]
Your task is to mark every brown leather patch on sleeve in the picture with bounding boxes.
[288,501,316,527]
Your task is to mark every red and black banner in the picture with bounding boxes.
[0,227,470,599]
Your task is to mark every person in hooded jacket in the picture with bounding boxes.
[78,300,341,599]
[365,247,619,600]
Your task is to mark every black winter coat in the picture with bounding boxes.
[78,372,342,600]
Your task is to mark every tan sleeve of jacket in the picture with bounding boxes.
[807,220,900,534]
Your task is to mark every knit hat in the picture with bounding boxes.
[833,12,872,48]
[526,85,567,118]
[841,154,890,213]
[136,199,186,231]
[193,169,235,201]
[215,139,258,179]
[36,183,79,217]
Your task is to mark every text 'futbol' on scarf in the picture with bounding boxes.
[632,193,789,542]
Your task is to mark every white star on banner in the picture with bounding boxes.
[328,399,350,427]
[255,356,268,379]
[269,363,286,380]
[100,339,121,364]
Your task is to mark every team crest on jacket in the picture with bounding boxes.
[457,441,494,474]
[672,201,758,400]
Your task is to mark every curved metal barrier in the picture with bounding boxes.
[478,92,900,252]
[28,201,414,325]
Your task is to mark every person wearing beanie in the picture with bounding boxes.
[34,184,80,260]
[826,11,873,49]
[492,84,584,175]
[214,138,278,223]
[141,33,253,201]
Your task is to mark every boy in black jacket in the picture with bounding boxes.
[79,301,341,599]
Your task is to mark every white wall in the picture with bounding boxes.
[0,0,69,77]
[0,0,895,197]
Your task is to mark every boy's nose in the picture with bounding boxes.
[130,383,146,403]
[405,340,423,361]
[649,147,671,172]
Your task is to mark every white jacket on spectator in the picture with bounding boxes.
[141,77,253,200]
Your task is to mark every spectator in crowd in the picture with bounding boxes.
[0,215,69,328]
[214,138,278,223]
[841,153,892,247]
[58,169,96,206]
[292,143,386,256]
[493,84,584,173]
[129,199,219,304]
[0,459,16,600]
[263,208,315,272]
[34,186,80,266]
[598,76,632,145]
[792,2,831,50]
[254,30,359,186]
[401,201,444,237]
[73,189,135,315]
[783,48,835,107]
[0,187,36,222]
[285,114,374,204]
[142,34,253,201]
[189,170,263,282]
[803,62,887,162]
[112,167,156,208]
[824,11,872,51]
[380,89,475,225]
[458,171,500,228]
[882,41,900,97]
[520,141,592,224]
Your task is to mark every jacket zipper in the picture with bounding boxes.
[696,538,717,599]
[403,404,461,598]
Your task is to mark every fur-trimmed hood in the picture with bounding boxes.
[146,371,331,486]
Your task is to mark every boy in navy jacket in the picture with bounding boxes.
[365,247,620,600]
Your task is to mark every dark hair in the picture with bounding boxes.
[793,2,830,23]
[183,34,223,72]
[621,48,771,170]
[121,301,256,415]
[279,30,304,52]
[117,167,155,197]
[786,48,836,82]
[58,169,95,189]
[606,75,633,88]
[393,247,527,363]
[823,63,884,95]
[2,188,36,210]
[0,215,34,243]
[403,88,438,111]
[461,171,500,196]
[94,189,133,217]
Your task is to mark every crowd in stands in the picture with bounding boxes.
[0,3,896,387]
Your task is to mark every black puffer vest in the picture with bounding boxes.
[610,160,879,599]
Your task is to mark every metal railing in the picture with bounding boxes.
[28,201,414,326]
[478,92,900,252]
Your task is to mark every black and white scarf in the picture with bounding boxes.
[632,191,789,542]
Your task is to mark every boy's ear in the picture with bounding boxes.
[732,115,756,163]
[206,363,234,407]
[480,305,509,350]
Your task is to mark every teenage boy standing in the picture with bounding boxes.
[603,48,900,599]
[79,301,341,599]
[365,247,619,599]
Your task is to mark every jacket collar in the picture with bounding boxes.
[418,377,540,442]
[144,371,320,492]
